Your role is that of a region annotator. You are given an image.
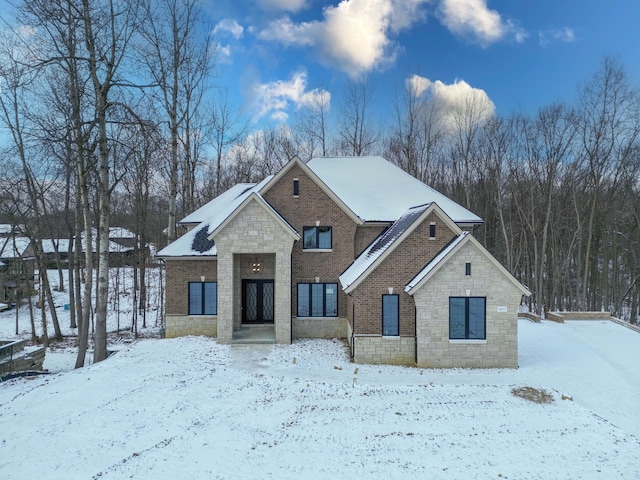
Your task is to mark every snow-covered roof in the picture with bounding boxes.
[159,181,268,257]
[306,156,483,224]
[340,204,431,292]
[179,183,260,225]
[109,227,136,239]
[41,239,72,254]
[0,224,24,235]
[404,232,469,293]
[0,236,31,258]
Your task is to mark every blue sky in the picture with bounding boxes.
[204,0,640,125]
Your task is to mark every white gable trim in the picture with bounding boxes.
[342,203,463,294]
[259,156,364,225]
[405,233,530,296]
[209,192,300,241]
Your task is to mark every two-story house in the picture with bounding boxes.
[158,156,529,368]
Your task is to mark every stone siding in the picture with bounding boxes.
[165,315,217,338]
[293,317,348,339]
[412,242,522,368]
[352,335,415,365]
[213,198,295,344]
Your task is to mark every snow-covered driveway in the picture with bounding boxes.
[0,319,638,479]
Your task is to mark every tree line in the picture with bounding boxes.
[0,1,637,368]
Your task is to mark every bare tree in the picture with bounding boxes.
[209,88,247,196]
[138,0,212,242]
[337,77,380,156]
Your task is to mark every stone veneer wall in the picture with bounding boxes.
[165,315,217,338]
[412,241,523,368]
[352,335,415,365]
[293,317,348,339]
[213,198,296,344]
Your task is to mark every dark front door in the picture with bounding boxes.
[242,279,274,324]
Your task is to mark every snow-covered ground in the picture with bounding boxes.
[0,268,163,353]
[1,319,639,479]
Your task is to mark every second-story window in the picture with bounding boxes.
[303,226,332,249]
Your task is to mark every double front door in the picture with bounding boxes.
[242,279,274,324]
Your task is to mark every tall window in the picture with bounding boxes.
[429,223,436,239]
[297,283,338,317]
[382,294,399,336]
[303,226,332,249]
[449,297,486,340]
[189,282,217,315]
[293,178,299,196]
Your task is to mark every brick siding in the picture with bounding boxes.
[165,258,218,315]
[262,163,358,320]
[350,211,457,337]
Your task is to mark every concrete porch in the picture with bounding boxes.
[232,325,276,344]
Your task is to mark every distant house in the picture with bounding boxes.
[41,227,139,267]
[158,156,530,368]
[0,236,34,303]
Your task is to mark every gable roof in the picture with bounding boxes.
[179,181,266,226]
[307,156,483,224]
[0,236,31,258]
[404,232,530,296]
[209,192,300,241]
[157,186,299,258]
[340,203,462,293]
[259,156,363,225]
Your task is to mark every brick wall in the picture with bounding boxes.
[412,241,522,368]
[351,211,457,336]
[262,163,358,319]
[354,224,387,257]
[165,258,218,315]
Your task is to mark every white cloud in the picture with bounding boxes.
[406,75,495,133]
[251,70,331,122]
[258,0,430,77]
[538,27,575,46]
[437,0,526,47]
[257,0,309,13]
[406,74,432,97]
[215,43,233,63]
[213,19,244,39]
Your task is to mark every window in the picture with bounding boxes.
[293,178,299,196]
[382,294,399,336]
[297,283,338,317]
[429,223,436,239]
[465,262,471,276]
[449,297,486,340]
[189,282,217,315]
[303,226,332,249]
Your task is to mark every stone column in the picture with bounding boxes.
[217,251,233,344]
[275,251,292,344]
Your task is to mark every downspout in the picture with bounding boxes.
[414,304,417,364]
[290,252,293,343]
[351,296,355,359]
